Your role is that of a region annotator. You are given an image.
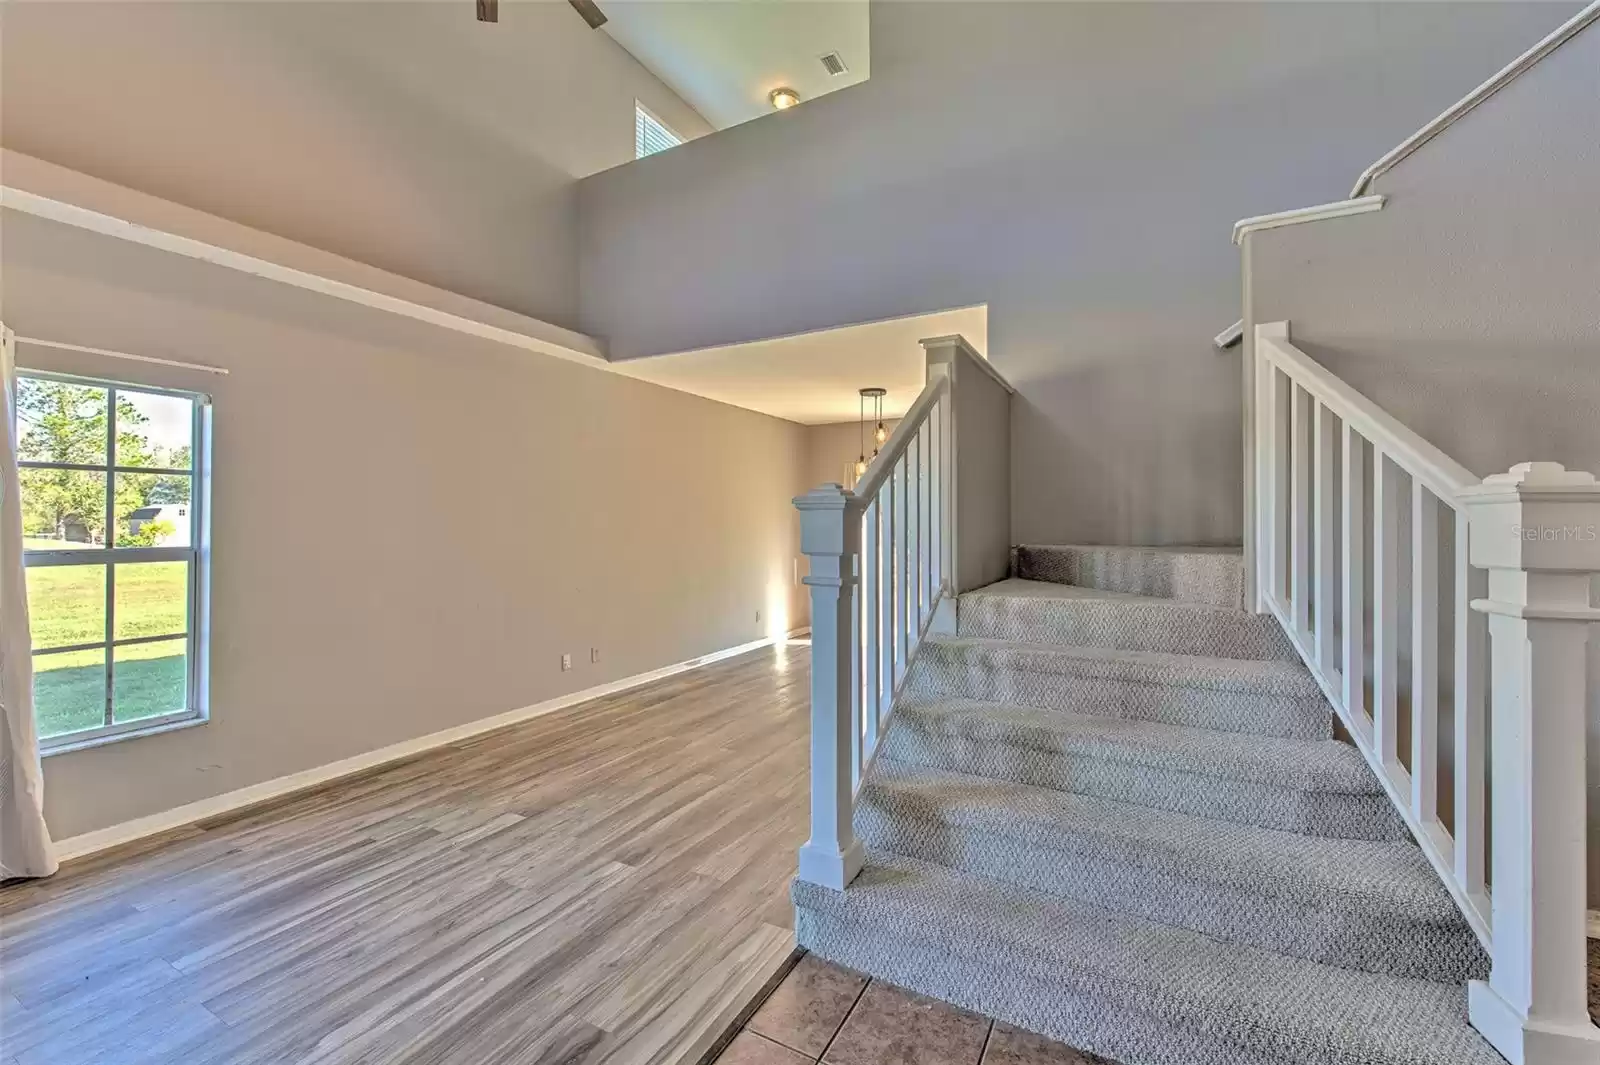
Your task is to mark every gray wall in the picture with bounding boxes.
[0,1,710,330]
[576,1,1579,547]
[1243,23,1599,901]
[5,203,809,844]
[949,350,1014,593]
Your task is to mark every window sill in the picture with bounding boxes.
[41,712,208,758]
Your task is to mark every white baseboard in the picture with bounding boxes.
[1590,909,1600,940]
[53,632,802,864]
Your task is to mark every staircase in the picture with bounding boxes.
[792,544,1500,1065]
[794,333,1599,1065]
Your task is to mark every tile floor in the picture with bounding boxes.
[716,944,1600,1065]
[710,954,1112,1065]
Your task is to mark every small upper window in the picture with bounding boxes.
[635,103,683,159]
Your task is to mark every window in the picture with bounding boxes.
[18,372,209,750]
[635,102,683,159]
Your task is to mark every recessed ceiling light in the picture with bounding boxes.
[769,87,801,111]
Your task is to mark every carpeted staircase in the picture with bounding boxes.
[792,544,1502,1065]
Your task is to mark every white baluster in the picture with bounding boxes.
[1291,386,1312,636]
[1373,450,1404,778]
[920,423,932,613]
[1270,366,1290,606]
[1342,423,1368,737]
[934,390,947,588]
[895,456,909,683]
[930,400,942,593]
[1453,507,1487,911]
[910,431,923,626]
[863,501,880,759]
[1411,483,1440,833]
[1253,352,1276,611]
[1314,402,1337,669]
[878,481,894,721]
[1463,464,1600,1065]
[794,484,865,890]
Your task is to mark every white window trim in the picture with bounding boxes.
[18,370,213,755]
[635,100,685,159]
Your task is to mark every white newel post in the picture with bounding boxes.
[1462,463,1600,1065]
[795,484,866,890]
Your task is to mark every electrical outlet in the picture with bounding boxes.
[755,610,762,624]
[590,647,600,663]
[561,653,572,671]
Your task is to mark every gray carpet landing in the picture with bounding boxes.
[792,545,1499,1065]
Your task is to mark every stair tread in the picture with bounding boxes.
[894,697,1376,793]
[966,578,1265,618]
[863,759,1461,925]
[959,579,1297,661]
[1018,543,1244,557]
[923,634,1320,696]
[793,850,1500,1065]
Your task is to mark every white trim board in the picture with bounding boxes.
[52,631,806,863]
[1,182,608,370]
[1590,909,1600,939]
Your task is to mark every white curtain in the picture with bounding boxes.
[0,323,58,879]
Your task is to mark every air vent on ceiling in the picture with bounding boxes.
[819,52,848,76]
[569,0,608,30]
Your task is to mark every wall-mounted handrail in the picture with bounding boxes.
[1350,1,1600,198]
[1216,1,1599,350]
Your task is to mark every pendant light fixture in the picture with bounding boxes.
[857,387,887,483]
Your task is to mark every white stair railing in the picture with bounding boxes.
[794,338,971,891]
[1252,321,1600,1065]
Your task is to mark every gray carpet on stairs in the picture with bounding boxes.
[960,579,1298,661]
[794,851,1503,1065]
[791,545,1501,1065]
[1012,544,1246,609]
[856,759,1486,982]
[915,636,1330,740]
[883,698,1410,840]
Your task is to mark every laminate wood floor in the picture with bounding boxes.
[0,643,813,1065]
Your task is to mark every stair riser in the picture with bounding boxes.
[1014,546,1245,609]
[958,597,1297,661]
[854,809,1486,983]
[798,910,1286,1065]
[909,652,1329,741]
[882,728,1409,841]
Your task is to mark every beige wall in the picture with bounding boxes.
[5,199,808,844]
[0,1,711,329]
[576,1,1580,547]
[1243,24,1599,900]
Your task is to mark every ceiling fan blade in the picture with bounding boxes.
[477,0,498,23]
[568,0,608,30]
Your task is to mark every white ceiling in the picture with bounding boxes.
[611,306,988,425]
[601,1,870,130]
